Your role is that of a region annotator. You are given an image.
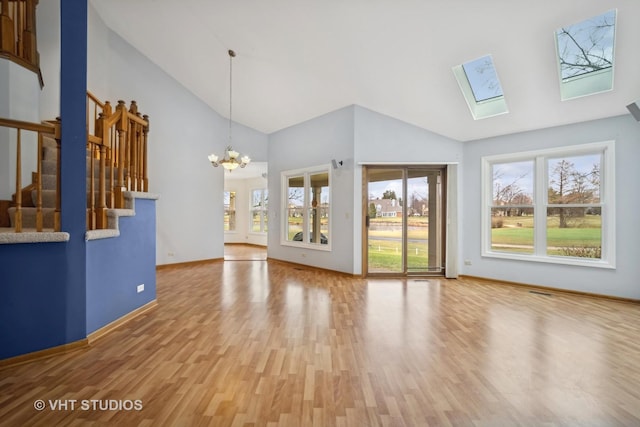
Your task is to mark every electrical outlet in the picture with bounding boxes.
[168,252,175,257]
[464,259,472,266]
[137,284,144,293]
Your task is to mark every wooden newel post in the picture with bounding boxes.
[114,100,128,208]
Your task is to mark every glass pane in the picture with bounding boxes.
[490,207,534,254]
[547,207,601,258]
[367,169,404,273]
[406,170,442,273]
[492,161,534,205]
[251,211,261,232]
[548,154,600,204]
[224,191,236,231]
[308,172,329,244]
[462,55,504,102]
[287,177,304,242]
[556,10,615,80]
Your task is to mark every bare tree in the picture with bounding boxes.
[557,11,615,79]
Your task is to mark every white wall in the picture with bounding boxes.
[268,106,355,273]
[87,5,268,265]
[461,115,640,299]
[0,60,40,199]
[37,0,60,121]
[353,106,464,275]
[224,176,268,246]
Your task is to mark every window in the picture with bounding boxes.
[453,54,508,120]
[223,191,236,232]
[251,188,268,233]
[555,10,617,100]
[482,141,615,268]
[282,165,331,250]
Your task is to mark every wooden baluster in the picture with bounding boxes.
[109,123,115,208]
[35,131,42,231]
[14,129,22,232]
[95,111,107,228]
[22,0,36,64]
[87,144,95,230]
[0,0,15,55]
[14,0,22,58]
[115,100,128,208]
[143,115,149,192]
[54,118,61,232]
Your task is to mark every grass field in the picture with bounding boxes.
[491,215,601,257]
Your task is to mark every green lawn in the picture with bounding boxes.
[491,215,601,257]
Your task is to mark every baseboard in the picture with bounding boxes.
[268,257,361,277]
[0,339,89,370]
[156,258,223,270]
[88,299,158,343]
[459,275,640,304]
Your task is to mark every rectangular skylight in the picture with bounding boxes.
[453,54,508,120]
[555,10,616,100]
[461,56,504,102]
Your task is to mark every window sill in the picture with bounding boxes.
[281,240,331,252]
[482,251,615,269]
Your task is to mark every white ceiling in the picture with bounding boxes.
[90,0,640,141]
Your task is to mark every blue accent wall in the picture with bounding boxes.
[86,199,157,334]
[0,243,71,359]
[59,0,88,345]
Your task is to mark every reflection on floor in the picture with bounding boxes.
[224,243,267,261]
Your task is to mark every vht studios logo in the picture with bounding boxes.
[34,399,143,411]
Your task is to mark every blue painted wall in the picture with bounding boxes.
[86,199,157,334]
[0,243,71,359]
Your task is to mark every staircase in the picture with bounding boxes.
[7,134,58,230]
[1,95,150,234]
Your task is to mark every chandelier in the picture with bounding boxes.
[208,49,250,171]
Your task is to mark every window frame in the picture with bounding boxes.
[481,141,615,268]
[281,164,332,251]
[250,188,268,234]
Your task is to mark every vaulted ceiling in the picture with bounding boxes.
[90,0,640,141]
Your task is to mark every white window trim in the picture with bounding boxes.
[481,141,615,269]
[281,164,332,251]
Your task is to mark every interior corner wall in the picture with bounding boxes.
[87,5,267,265]
[267,106,355,273]
[352,106,464,275]
[461,115,640,299]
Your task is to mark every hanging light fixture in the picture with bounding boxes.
[208,49,251,171]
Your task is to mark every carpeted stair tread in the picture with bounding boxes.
[8,207,56,229]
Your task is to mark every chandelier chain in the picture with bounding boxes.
[228,49,233,145]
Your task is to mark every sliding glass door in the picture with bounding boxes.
[365,166,445,276]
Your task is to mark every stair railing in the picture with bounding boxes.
[0,0,42,86]
[86,93,150,230]
[0,117,60,232]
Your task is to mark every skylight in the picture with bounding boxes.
[462,56,504,102]
[453,54,508,120]
[555,9,617,100]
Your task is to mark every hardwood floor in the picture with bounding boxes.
[224,244,267,261]
[1,261,639,426]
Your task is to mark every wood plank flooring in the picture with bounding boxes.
[1,261,639,426]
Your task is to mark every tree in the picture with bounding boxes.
[382,190,397,200]
[557,11,615,80]
[548,159,600,228]
[368,202,377,219]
